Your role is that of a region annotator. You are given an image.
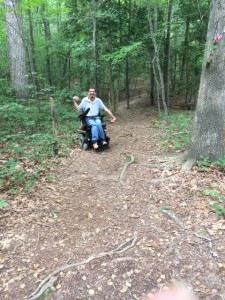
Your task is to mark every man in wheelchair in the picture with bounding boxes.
[73,88,116,150]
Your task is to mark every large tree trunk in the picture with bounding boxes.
[182,0,225,170]
[5,0,28,98]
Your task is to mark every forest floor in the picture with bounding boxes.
[1,94,225,300]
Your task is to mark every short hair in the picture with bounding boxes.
[89,87,96,92]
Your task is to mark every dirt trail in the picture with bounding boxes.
[1,97,225,300]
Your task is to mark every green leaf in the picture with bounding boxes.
[0,200,8,208]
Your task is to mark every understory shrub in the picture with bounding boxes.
[0,92,80,193]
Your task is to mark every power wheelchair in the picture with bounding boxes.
[77,108,110,150]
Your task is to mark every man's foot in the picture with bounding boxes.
[102,141,107,145]
[93,142,98,150]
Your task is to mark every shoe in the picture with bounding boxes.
[102,141,107,145]
[93,143,98,149]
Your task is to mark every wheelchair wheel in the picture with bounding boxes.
[82,143,89,150]
[79,134,84,149]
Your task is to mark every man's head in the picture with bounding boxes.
[88,88,96,101]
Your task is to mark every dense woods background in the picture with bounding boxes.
[1,0,210,103]
[0,0,215,194]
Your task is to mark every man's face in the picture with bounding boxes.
[89,89,96,100]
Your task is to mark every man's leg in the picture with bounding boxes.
[95,118,106,141]
[86,118,99,149]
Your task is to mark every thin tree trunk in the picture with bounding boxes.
[60,50,71,89]
[92,0,98,91]
[27,9,40,94]
[125,0,131,109]
[147,2,168,116]
[42,5,52,86]
[163,0,173,107]
[180,18,190,85]
[152,62,161,116]
[150,66,155,106]
[171,29,178,93]
[125,56,130,109]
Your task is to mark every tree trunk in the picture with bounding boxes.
[125,56,130,109]
[105,17,115,111]
[180,18,190,85]
[182,0,225,170]
[42,5,52,86]
[60,50,71,89]
[27,9,40,94]
[92,0,98,92]
[147,2,168,116]
[125,0,131,109]
[163,0,173,107]
[171,29,178,93]
[5,0,28,98]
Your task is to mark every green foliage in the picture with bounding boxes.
[0,79,15,97]
[159,111,194,151]
[0,93,80,194]
[211,202,225,216]
[105,42,143,65]
[196,156,211,171]
[199,183,225,216]
[0,160,40,193]
[0,200,8,208]
[197,156,225,172]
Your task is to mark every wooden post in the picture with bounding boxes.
[50,97,57,137]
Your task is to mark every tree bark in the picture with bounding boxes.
[171,29,178,93]
[180,18,190,86]
[163,0,173,108]
[92,0,98,92]
[125,56,130,109]
[125,0,131,109]
[147,2,168,116]
[42,5,52,86]
[27,8,40,94]
[5,0,28,98]
[182,0,225,170]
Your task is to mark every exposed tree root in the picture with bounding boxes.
[150,174,178,184]
[161,209,186,229]
[119,154,135,186]
[27,276,58,300]
[193,232,211,242]
[181,158,196,172]
[27,237,138,300]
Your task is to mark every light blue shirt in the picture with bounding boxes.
[79,97,106,117]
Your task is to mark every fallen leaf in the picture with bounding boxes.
[88,289,95,296]
[120,285,128,293]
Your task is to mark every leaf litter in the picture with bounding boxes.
[0,98,225,299]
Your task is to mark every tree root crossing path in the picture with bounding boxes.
[1,99,225,300]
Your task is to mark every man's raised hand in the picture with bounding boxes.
[73,96,80,102]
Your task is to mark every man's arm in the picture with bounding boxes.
[73,96,81,111]
[104,107,116,123]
